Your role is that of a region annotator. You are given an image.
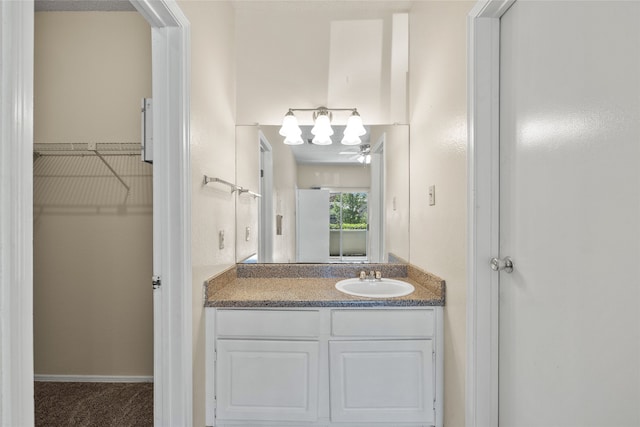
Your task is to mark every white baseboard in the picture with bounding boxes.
[34,375,153,383]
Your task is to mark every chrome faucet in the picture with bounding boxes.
[359,270,382,281]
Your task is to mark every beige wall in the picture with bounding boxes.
[369,124,410,262]
[33,12,153,377]
[235,3,408,125]
[409,2,473,426]
[261,126,298,263]
[179,1,237,425]
[235,126,260,262]
[297,164,371,190]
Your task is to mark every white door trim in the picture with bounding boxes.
[129,1,193,425]
[0,1,34,425]
[466,1,514,427]
[369,133,385,263]
[259,132,274,263]
[0,1,192,425]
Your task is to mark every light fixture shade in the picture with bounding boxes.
[284,134,304,145]
[341,134,361,145]
[345,110,366,137]
[279,111,301,137]
[311,113,334,137]
[312,135,332,145]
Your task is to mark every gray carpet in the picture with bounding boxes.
[34,382,153,427]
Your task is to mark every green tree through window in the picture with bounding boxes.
[330,192,368,230]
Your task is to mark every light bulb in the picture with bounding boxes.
[312,135,332,145]
[345,110,366,137]
[311,113,333,137]
[279,111,300,137]
[284,134,304,145]
[341,134,361,145]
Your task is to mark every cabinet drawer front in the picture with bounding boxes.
[217,309,320,338]
[331,309,434,337]
[216,340,320,422]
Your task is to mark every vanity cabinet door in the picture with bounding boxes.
[329,340,435,424]
[216,339,319,422]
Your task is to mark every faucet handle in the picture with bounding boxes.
[359,271,367,280]
[375,271,382,280]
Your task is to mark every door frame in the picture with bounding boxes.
[130,1,192,425]
[466,1,515,427]
[369,133,385,263]
[258,132,274,263]
[0,0,193,425]
[0,1,35,425]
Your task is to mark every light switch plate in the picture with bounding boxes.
[219,230,225,249]
[428,185,436,206]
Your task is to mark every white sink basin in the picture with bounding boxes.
[335,278,415,298]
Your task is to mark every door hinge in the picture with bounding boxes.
[152,275,161,290]
[213,350,217,362]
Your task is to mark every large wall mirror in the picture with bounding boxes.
[233,2,411,264]
[236,124,409,264]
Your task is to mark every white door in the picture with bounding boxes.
[329,340,434,424]
[498,2,640,426]
[297,189,330,262]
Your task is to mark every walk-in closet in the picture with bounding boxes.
[32,9,153,396]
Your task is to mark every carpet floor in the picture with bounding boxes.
[34,382,153,427]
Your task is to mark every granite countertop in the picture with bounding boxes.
[205,263,445,308]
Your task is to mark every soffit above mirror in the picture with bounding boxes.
[230,1,415,12]
[35,0,135,12]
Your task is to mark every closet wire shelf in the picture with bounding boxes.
[33,142,142,193]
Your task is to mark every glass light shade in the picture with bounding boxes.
[311,114,334,137]
[345,111,366,137]
[312,135,332,145]
[284,134,304,145]
[279,112,301,137]
[341,134,361,145]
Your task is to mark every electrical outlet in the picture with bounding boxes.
[428,185,436,206]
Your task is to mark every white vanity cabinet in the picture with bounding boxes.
[206,307,443,427]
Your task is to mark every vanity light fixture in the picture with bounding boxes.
[279,107,367,145]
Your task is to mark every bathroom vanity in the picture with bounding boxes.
[205,264,445,427]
